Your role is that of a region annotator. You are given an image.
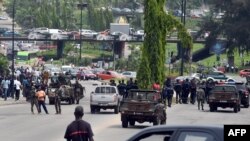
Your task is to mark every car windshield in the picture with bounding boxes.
[126,91,157,101]
[95,87,116,94]
[213,86,236,92]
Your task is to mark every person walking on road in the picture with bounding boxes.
[64,106,94,141]
[1,77,10,101]
[55,87,62,114]
[196,85,205,110]
[36,87,49,114]
[174,79,182,104]
[14,77,22,101]
[30,84,39,114]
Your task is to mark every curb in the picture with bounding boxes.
[0,98,27,106]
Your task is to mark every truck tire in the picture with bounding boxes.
[153,117,160,126]
[209,105,214,112]
[49,99,54,105]
[90,106,95,114]
[244,104,249,108]
[114,106,119,114]
[129,120,135,126]
[234,105,238,113]
[122,118,128,128]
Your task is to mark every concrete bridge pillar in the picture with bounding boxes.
[114,41,125,58]
[56,41,64,59]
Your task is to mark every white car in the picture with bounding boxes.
[90,85,121,114]
[135,30,144,36]
[121,71,137,79]
[80,29,98,38]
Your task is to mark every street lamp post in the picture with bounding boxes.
[11,0,16,98]
[77,3,88,60]
[180,0,186,76]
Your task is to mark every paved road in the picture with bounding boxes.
[0,76,250,141]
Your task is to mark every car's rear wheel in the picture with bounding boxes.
[122,118,128,128]
[90,106,95,114]
[153,117,160,126]
[244,104,249,108]
[49,99,54,105]
[234,105,238,113]
[209,105,215,112]
[129,120,135,126]
[114,106,119,114]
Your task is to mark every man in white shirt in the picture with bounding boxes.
[1,77,10,101]
[14,78,22,101]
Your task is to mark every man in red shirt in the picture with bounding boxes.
[64,106,94,141]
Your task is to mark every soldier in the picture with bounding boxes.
[174,79,182,104]
[110,79,116,86]
[196,85,205,110]
[182,78,190,104]
[30,84,39,114]
[42,71,49,85]
[131,80,139,89]
[205,79,215,103]
[190,78,197,104]
[51,73,60,88]
[154,99,167,125]
[55,87,62,114]
[117,80,126,97]
[74,80,83,104]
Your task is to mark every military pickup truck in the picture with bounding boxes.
[119,89,166,128]
[208,85,241,113]
[48,84,84,105]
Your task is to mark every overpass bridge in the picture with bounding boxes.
[0,36,208,61]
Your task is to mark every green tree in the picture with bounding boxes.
[0,54,9,76]
[137,0,192,88]
[200,0,250,65]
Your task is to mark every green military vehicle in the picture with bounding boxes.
[119,89,166,128]
[208,85,241,113]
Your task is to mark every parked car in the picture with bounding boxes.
[239,69,250,77]
[91,68,105,74]
[175,73,201,83]
[121,71,136,79]
[208,85,241,113]
[226,82,250,108]
[90,85,121,114]
[203,71,233,82]
[0,27,10,35]
[69,68,79,79]
[80,29,98,38]
[3,31,21,37]
[82,70,98,80]
[97,71,125,80]
[127,124,224,141]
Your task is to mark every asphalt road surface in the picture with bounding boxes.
[0,77,250,141]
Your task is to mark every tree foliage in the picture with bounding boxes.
[200,0,250,55]
[137,0,192,88]
[4,0,113,31]
[0,54,9,76]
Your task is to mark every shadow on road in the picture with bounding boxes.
[108,124,150,129]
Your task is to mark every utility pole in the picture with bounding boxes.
[77,3,88,60]
[11,0,16,98]
[180,0,186,76]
